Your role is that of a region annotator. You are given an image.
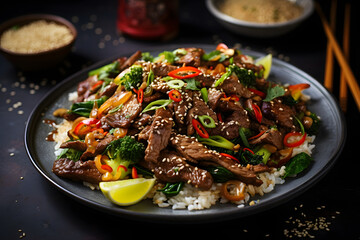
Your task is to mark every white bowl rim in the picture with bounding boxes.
[206,0,314,29]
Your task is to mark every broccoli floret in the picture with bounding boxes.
[229,64,256,87]
[88,61,120,80]
[141,52,154,62]
[306,112,321,136]
[119,65,143,91]
[104,136,145,179]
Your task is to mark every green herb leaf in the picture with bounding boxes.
[263,84,285,102]
[185,78,200,90]
[283,152,313,178]
[158,182,184,197]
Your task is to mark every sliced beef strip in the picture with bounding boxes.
[80,134,116,161]
[207,110,250,140]
[139,150,213,190]
[152,62,178,77]
[99,82,118,98]
[77,75,98,102]
[186,94,218,136]
[206,100,250,140]
[143,91,163,103]
[103,94,142,129]
[248,128,284,150]
[169,134,263,186]
[261,99,296,130]
[216,75,252,99]
[119,51,142,71]
[195,73,216,88]
[52,158,102,184]
[207,88,224,111]
[60,140,87,152]
[174,48,204,67]
[172,90,193,134]
[144,108,173,163]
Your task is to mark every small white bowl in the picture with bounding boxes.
[206,0,314,38]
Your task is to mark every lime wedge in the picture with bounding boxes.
[256,54,272,79]
[100,178,156,206]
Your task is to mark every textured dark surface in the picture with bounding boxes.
[1,0,359,239]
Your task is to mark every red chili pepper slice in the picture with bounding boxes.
[216,43,228,50]
[168,89,182,102]
[73,118,101,137]
[90,80,104,91]
[133,88,144,104]
[283,132,307,148]
[248,88,266,98]
[242,148,254,154]
[168,66,201,79]
[132,167,138,179]
[251,103,262,123]
[220,153,240,163]
[192,118,209,138]
[248,130,266,140]
[217,112,223,122]
[137,88,143,103]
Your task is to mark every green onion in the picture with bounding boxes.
[197,135,235,150]
[147,69,154,86]
[142,99,173,113]
[200,87,208,103]
[167,79,185,89]
[161,76,174,81]
[213,68,232,87]
[294,116,305,134]
[157,182,184,197]
[239,127,250,148]
[198,115,216,128]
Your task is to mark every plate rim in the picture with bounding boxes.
[24,44,346,223]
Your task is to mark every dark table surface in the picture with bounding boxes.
[1,0,360,239]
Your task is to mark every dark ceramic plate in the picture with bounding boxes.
[25,45,345,223]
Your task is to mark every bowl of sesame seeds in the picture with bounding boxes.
[0,14,77,71]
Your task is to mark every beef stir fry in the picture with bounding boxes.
[52,44,320,203]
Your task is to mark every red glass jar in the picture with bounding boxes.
[117,0,179,40]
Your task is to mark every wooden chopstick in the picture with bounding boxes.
[323,0,337,92]
[316,3,360,111]
[339,3,351,112]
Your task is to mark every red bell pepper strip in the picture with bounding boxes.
[90,80,104,91]
[168,66,201,79]
[248,130,266,140]
[288,83,310,100]
[251,103,262,123]
[283,132,307,148]
[73,118,101,137]
[132,167,138,179]
[248,88,266,98]
[168,89,182,102]
[220,153,240,163]
[216,43,228,50]
[192,119,209,138]
[101,164,113,172]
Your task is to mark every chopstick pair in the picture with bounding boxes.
[316,2,360,112]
